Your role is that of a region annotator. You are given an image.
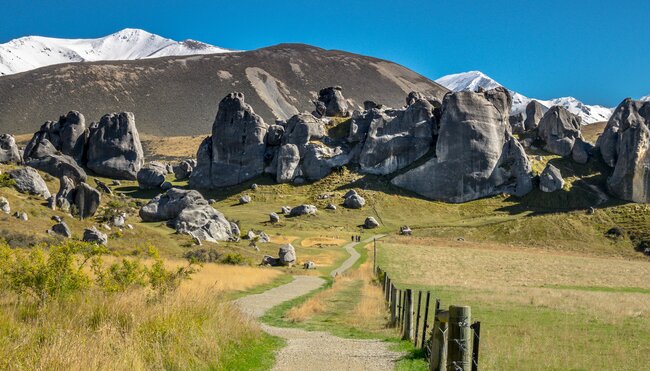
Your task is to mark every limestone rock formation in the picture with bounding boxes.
[343,193,366,209]
[538,106,582,156]
[359,99,436,174]
[392,88,533,202]
[190,93,268,188]
[23,111,87,164]
[74,182,101,219]
[269,212,280,223]
[278,244,296,266]
[524,100,547,132]
[289,204,317,217]
[571,138,593,164]
[86,112,144,180]
[173,159,196,180]
[596,99,650,202]
[137,161,168,189]
[0,134,22,163]
[51,222,72,238]
[364,216,380,229]
[0,197,10,214]
[23,138,87,183]
[56,176,76,210]
[83,227,108,245]
[539,164,564,192]
[9,167,51,199]
[314,86,349,117]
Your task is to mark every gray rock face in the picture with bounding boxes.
[524,100,547,132]
[364,216,380,229]
[160,181,173,191]
[239,195,251,204]
[9,167,51,199]
[597,99,650,202]
[51,222,72,238]
[539,164,564,192]
[282,113,326,146]
[139,188,233,242]
[188,137,213,189]
[24,111,87,164]
[314,86,349,117]
[0,134,22,163]
[538,106,583,156]
[137,161,168,189]
[276,144,301,183]
[509,113,525,135]
[343,193,366,209]
[266,124,285,146]
[86,112,144,180]
[23,138,87,183]
[95,179,112,195]
[173,159,195,180]
[74,182,101,219]
[278,244,296,266]
[392,88,533,203]
[359,99,436,174]
[300,144,350,181]
[83,227,108,245]
[207,92,268,188]
[0,197,9,214]
[56,175,76,209]
[269,212,280,223]
[571,138,593,164]
[280,206,291,214]
[289,204,317,217]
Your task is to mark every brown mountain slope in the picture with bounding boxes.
[0,43,447,136]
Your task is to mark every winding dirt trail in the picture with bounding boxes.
[235,235,401,371]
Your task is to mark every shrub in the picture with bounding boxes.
[93,257,147,293]
[146,247,197,299]
[183,248,221,263]
[606,226,625,239]
[221,253,250,266]
[0,173,15,188]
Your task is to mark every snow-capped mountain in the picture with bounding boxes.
[435,71,613,124]
[0,28,236,76]
[641,95,650,102]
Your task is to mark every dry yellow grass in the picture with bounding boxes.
[139,134,205,159]
[270,235,298,244]
[178,262,282,294]
[300,237,347,247]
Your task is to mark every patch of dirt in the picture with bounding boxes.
[300,237,347,247]
[271,235,298,244]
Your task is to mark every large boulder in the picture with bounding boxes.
[50,222,72,238]
[188,137,213,189]
[23,138,87,183]
[173,159,196,180]
[539,164,564,192]
[289,204,317,217]
[597,99,650,202]
[392,88,533,203]
[524,100,547,132]
[191,93,268,188]
[83,227,107,245]
[359,99,436,174]
[300,144,350,181]
[139,188,233,242]
[364,216,380,229]
[276,144,301,183]
[278,244,296,266]
[571,138,593,164]
[86,112,144,180]
[9,167,51,199]
[314,86,349,117]
[266,124,285,146]
[0,197,10,214]
[538,106,582,156]
[0,134,22,163]
[23,111,87,164]
[137,161,168,189]
[282,113,326,146]
[74,182,101,219]
[343,193,366,209]
[56,175,76,210]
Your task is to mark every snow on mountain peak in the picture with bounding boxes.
[435,71,613,124]
[0,28,236,76]
[641,95,650,102]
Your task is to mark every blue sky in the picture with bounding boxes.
[2,0,648,106]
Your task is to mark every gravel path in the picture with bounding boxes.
[235,235,401,370]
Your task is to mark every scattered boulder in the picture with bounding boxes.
[239,195,252,204]
[400,226,412,235]
[0,134,22,163]
[538,106,583,156]
[137,161,168,189]
[269,212,280,223]
[113,213,126,227]
[74,182,101,219]
[86,112,144,180]
[524,100,547,131]
[343,193,366,209]
[94,179,112,195]
[258,231,270,243]
[173,159,195,180]
[280,206,291,214]
[325,203,337,210]
[343,189,358,199]
[47,196,56,210]
[0,197,10,214]
[56,176,76,210]
[278,244,296,266]
[597,99,650,203]
[261,255,279,266]
[289,204,317,217]
[230,222,241,241]
[250,183,258,190]
[14,211,28,221]
[52,215,63,223]
[571,138,592,164]
[245,230,257,240]
[9,167,51,199]
[539,164,564,192]
[303,261,316,269]
[364,216,380,229]
[392,88,533,202]
[314,86,349,117]
[111,180,121,186]
[266,125,285,146]
[190,93,268,188]
[51,222,72,238]
[160,181,173,191]
[83,227,108,245]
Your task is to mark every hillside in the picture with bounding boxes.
[0,43,447,136]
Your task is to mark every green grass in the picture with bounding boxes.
[227,273,294,300]
[542,284,650,294]
[218,332,285,371]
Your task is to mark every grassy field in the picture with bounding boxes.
[376,236,650,370]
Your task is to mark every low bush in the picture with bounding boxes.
[183,248,221,263]
[221,253,250,266]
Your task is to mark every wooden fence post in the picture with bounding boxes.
[402,289,414,340]
[400,290,406,330]
[471,321,481,371]
[373,238,377,273]
[390,284,397,325]
[385,277,392,302]
[447,306,472,371]
[414,291,422,347]
[397,290,402,326]
[421,292,431,349]
[429,309,448,371]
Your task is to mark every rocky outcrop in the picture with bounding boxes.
[538,106,582,156]
[539,164,564,192]
[23,111,87,164]
[51,222,72,238]
[571,138,593,164]
[364,216,379,229]
[278,244,296,266]
[9,167,51,199]
[314,86,349,117]
[596,99,650,202]
[509,113,525,135]
[173,159,196,180]
[56,175,76,211]
[83,227,108,245]
[190,93,268,188]
[524,100,547,132]
[139,188,233,242]
[0,134,22,163]
[343,193,366,209]
[23,138,87,183]
[86,112,144,180]
[137,161,168,189]
[276,144,301,183]
[74,182,101,219]
[392,88,533,202]
[358,99,436,174]
[289,204,317,217]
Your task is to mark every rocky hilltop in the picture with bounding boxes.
[0,44,447,136]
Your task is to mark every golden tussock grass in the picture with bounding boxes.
[270,235,298,244]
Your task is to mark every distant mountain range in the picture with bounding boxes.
[0,28,235,76]
[435,71,613,124]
